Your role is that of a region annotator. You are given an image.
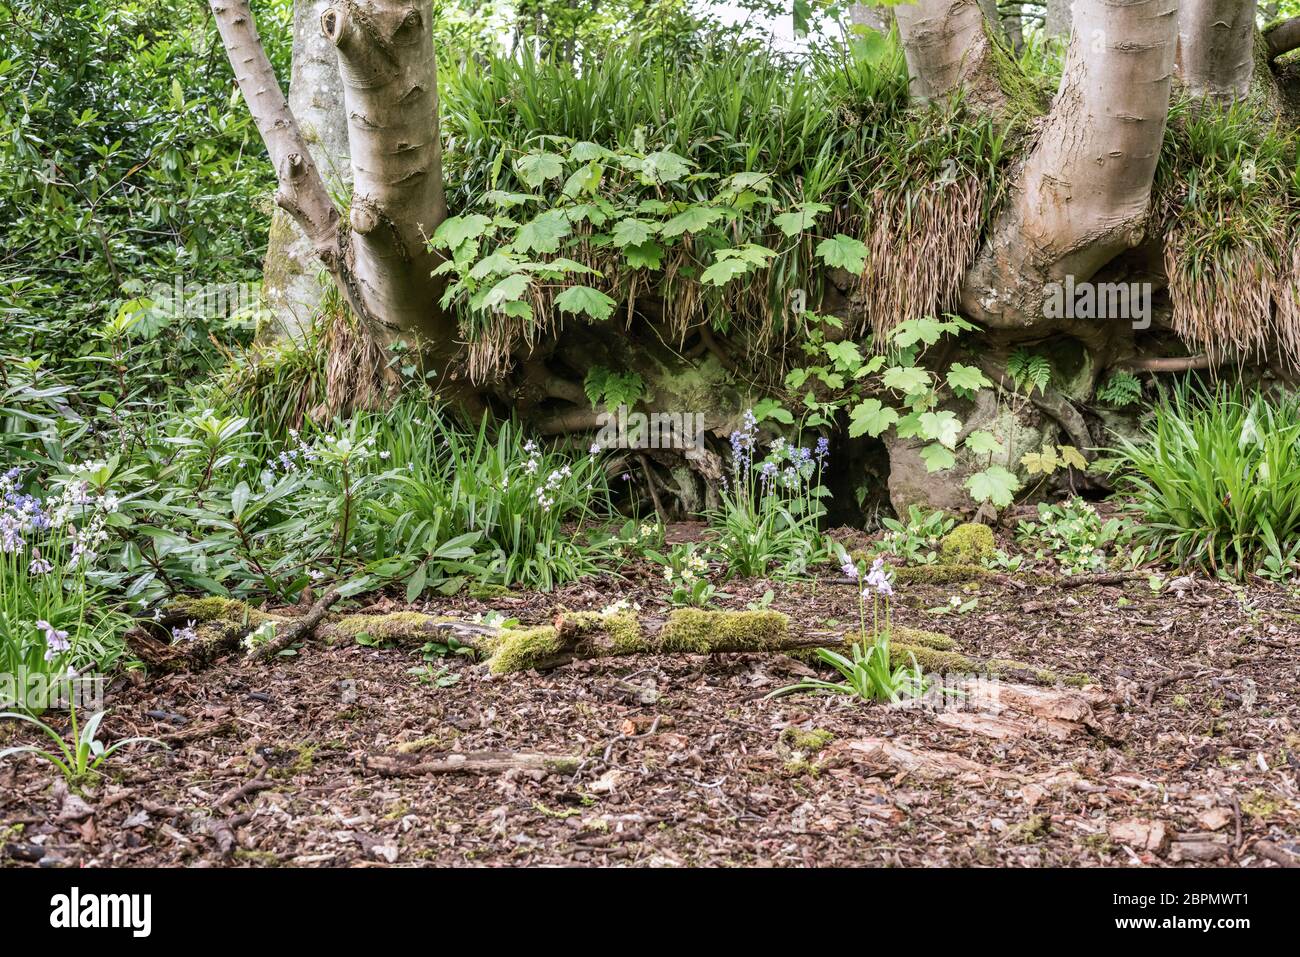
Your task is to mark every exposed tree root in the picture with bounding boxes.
[361,751,581,778]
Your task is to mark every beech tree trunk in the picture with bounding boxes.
[261,0,351,343]
[1044,0,1072,39]
[893,0,1007,110]
[322,0,449,349]
[959,0,1178,329]
[1177,0,1259,100]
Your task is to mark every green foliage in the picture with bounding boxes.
[708,418,832,579]
[769,556,926,704]
[1112,383,1300,580]
[0,0,290,385]
[873,506,958,566]
[0,707,161,783]
[1096,370,1143,409]
[1015,499,1126,575]
[1006,349,1053,396]
[583,367,645,411]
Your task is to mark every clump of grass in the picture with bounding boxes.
[1155,98,1300,367]
[1111,381,1300,579]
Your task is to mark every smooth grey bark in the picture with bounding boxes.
[848,2,892,33]
[1176,0,1259,100]
[961,0,1178,329]
[323,0,448,349]
[262,0,351,343]
[1264,16,1300,59]
[894,0,1006,108]
[1044,0,1072,39]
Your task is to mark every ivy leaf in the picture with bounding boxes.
[881,365,930,395]
[918,410,961,448]
[479,273,530,312]
[514,151,565,189]
[946,363,992,393]
[964,466,1021,508]
[848,399,898,438]
[772,202,831,237]
[919,443,956,473]
[432,214,492,252]
[554,285,616,321]
[610,218,656,248]
[623,240,663,270]
[660,204,724,237]
[816,234,867,273]
[1057,445,1089,470]
[513,210,573,255]
[964,430,1005,456]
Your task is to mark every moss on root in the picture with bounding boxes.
[939,523,995,566]
[326,612,458,644]
[779,727,835,752]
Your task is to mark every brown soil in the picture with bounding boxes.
[3,528,1299,868]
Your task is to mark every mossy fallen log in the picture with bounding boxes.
[135,597,1068,683]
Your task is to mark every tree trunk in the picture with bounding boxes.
[1176,0,1259,100]
[210,1,342,276]
[961,0,1178,330]
[1002,3,1025,52]
[848,2,892,33]
[322,0,449,351]
[1044,0,1072,39]
[261,0,351,344]
[894,0,1007,110]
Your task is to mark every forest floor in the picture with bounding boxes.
[3,524,1300,868]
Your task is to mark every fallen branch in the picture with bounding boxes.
[1253,840,1300,868]
[1118,354,1213,372]
[247,588,340,662]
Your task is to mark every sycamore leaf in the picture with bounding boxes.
[772,202,831,237]
[946,363,992,393]
[816,234,867,273]
[432,214,493,252]
[894,410,924,440]
[890,316,948,349]
[700,257,752,286]
[610,218,656,248]
[554,285,616,321]
[468,251,521,280]
[965,466,1021,508]
[752,397,794,425]
[964,430,1004,456]
[918,410,961,449]
[1020,442,1060,476]
[514,151,565,189]
[1057,445,1089,470]
[484,190,534,208]
[513,210,573,255]
[848,399,898,438]
[623,240,663,270]
[660,204,724,237]
[640,150,693,184]
[571,141,616,163]
[562,161,602,197]
[919,443,956,473]
[480,273,530,311]
[881,365,930,395]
